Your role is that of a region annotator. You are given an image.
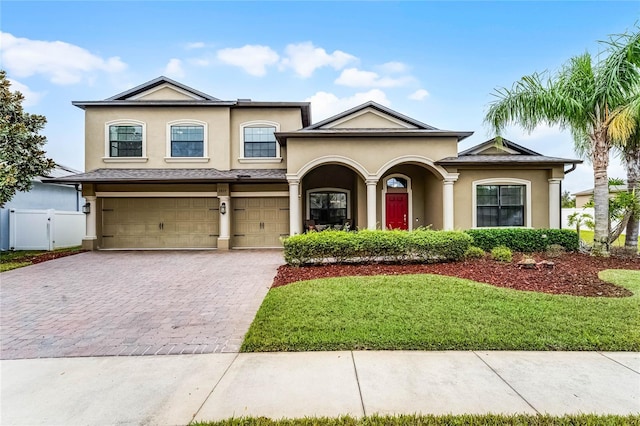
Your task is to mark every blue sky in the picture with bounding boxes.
[2,1,639,193]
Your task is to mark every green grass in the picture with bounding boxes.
[193,414,640,426]
[241,270,640,352]
[0,246,82,272]
[578,230,639,250]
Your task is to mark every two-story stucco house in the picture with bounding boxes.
[52,76,581,250]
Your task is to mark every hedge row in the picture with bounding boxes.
[464,228,579,253]
[283,229,473,266]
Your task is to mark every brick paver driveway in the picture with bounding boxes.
[0,250,283,359]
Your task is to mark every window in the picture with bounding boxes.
[309,192,347,225]
[244,126,276,158]
[477,185,525,227]
[109,125,142,157]
[171,125,204,157]
[386,177,407,188]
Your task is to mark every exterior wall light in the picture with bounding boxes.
[82,202,91,214]
[220,202,227,215]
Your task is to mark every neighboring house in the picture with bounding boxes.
[573,184,628,208]
[50,76,582,250]
[0,164,84,251]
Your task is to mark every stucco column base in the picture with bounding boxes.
[82,238,98,251]
[217,237,230,250]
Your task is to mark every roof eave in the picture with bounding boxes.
[275,130,473,145]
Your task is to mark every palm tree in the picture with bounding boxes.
[485,28,640,256]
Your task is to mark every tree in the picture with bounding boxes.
[485,28,640,256]
[0,70,54,207]
[561,190,576,208]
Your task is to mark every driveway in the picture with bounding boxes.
[0,250,282,359]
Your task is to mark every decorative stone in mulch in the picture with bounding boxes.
[273,252,639,298]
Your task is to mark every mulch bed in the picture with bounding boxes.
[273,252,640,297]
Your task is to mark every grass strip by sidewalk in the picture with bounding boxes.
[0,246,83,272]
[194,414,640,426]
[241,270,640,352]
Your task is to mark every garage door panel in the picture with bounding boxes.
[232,197,289,248]
[101,197,219,249]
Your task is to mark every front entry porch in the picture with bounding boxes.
[286,158,458,235]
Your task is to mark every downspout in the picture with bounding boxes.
[75,184,80,211]
[561,164,578,230]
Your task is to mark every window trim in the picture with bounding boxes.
[306,187,351,223]
[472,178,532,228]
[104,120,147,162]
[164,120,209,163]
[239,120,282,163]
[381,174,413,230]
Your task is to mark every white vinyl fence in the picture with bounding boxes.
[561,207,625,235]
[9,209,85,251]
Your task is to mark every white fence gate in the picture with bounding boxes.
[9,209,85,251]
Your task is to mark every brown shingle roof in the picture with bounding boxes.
[436,155,582,166]
[43,168,287,184]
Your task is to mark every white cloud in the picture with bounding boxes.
[164,58,185,78]
[186,42,205,50]
[0,32,127,85]
[378,61,408,74]
[305,89,391,122]
[335,67,413,88]
[217,45,279,77]
[280,42,357,78]
[7,78,45,106]
[409,89,430,101]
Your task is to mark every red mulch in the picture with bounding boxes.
[10,250,85,265]
[273,252,640,297]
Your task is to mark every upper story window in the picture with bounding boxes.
[109,125,142,157]
[165,120,208,162]
[171,125,204,157]
[476,184,525,227]
[104,120,146,162]
[239,121,281,162]
[244,127,276,157]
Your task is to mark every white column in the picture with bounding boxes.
[366,179,378,230]
[218,195,230,242]
[84,195,97,240]
[289,179,301,236]
[548,178,562,229]
[443,178,456,230]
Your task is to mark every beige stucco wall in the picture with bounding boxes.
[329,111,414,129]
[136,87,197,101]
[286,137,458,178]
[452,168,553,230]
[84,106,302,172]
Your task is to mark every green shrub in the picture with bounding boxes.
[282,229,472,266]
[491,245,513,262]
[465,228,579,252]
[464,246,485,259]
[546,243,565,258]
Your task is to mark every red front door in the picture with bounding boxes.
[386,193,408,230]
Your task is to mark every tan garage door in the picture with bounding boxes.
[101,197,219,249]
[232,197,289,248]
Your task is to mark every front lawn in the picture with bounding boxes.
[241,270,640,352]
[578,230,639,250]
[194,414,639,426]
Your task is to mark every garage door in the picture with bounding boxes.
[101,197,219,249]
[232,197,289,248]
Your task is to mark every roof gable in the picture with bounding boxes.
[106,76,219,101]
[459,137,542,156]
[306,101,437,130]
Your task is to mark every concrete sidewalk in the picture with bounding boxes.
[1,351,638,425]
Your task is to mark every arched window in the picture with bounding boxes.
[166,120,208,159]
[386,177,407,188]
[104,120,146,161]
[239,121,281,161]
